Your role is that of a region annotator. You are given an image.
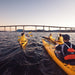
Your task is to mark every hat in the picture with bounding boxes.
[62,34,70,40]
[21,33,24,36]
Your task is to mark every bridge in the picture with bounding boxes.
[0,25,75,32]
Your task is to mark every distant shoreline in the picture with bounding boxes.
[0,29,75,32]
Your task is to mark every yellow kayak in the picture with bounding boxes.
[42,39,75,75]
[18,37,28,50]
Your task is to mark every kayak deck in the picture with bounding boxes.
[21,40,28,50]
[18,38,28,50]
[42,39,75,75]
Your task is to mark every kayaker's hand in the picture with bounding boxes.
[55,50,61,54]
[55,44,59,48]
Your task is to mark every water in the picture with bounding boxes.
[0,32,75,75]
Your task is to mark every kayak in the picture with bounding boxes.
[42,39,75,75]
[18,37,28,50]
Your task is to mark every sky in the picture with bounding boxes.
[0,0,75,27]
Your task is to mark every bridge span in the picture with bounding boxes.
[0,25,75,32]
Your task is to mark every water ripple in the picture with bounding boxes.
[0,32,74,75]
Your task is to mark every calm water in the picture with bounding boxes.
[0,32,75,75]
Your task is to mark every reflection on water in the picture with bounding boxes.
[0,32,75,75]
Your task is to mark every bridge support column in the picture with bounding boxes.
[70,28,72,32]
[10,26,11,32]
[65,27,67,30]
[4,26,6,31]
[35,26,37,32]
[59,27,61,31]
[49,26,50,31]
[43,26,45,31]
[23,26,24,32]
[15,26,17,31]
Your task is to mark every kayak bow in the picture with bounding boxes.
[42,39,75,75]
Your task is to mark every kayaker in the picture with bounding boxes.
[19,33,27,45]
[49,34,55,41]
[55,34,75,61]
[56,34,64,45]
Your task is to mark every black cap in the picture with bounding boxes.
[62,34,70,40]
[21,33,24,36]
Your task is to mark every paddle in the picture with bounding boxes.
[42,36,50,40]
[26,31,33,37]
[42,36,56,45]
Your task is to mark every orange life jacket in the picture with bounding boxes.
[64,54,75,60]
[68,48,75,52]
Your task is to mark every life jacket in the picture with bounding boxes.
[61,43,75,60]
[20,34,26,44]
[56,36,64,45]
[49,35,55,41]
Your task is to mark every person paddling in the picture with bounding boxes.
[56,34,64,45]
[55,34,75,61]
[49,34,55,41]
[19,33,27,47]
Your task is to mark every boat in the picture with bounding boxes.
[42,39,75,75]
